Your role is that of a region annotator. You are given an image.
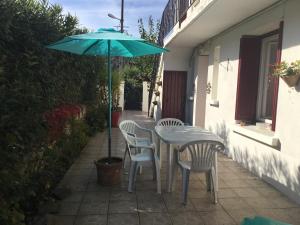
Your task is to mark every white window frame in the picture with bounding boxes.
[257,34,278,124]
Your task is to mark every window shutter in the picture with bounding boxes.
[271,21,284,131]
[235,36,262,122]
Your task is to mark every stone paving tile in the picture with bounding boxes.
[46,215,75,225]
[199,209,236,225]
[218,189,239,199]
[62,191,84,203]
[140,212,172,225]
[255,187,283,198]
[110,190,136,201]
[219,198,252,210]
[109,200,138,213]
[74,215,107,225]
[163,194,195,212]
[58,202,80,215]
[170,212,205,225]
[226,208,257,224]
[270,195,300,208]
[191,198,223,212]
[53,110,300,225]
[78,201,108,215]
[82,191,110,203]
[232,188,261,198]
[243,197,278,209]
[138,198,167,213]
[108,213,139,225]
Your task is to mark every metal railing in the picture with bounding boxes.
[158,0,193,46]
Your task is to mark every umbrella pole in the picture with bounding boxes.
[108,40,112,162]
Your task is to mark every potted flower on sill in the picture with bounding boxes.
[273,60,300,87]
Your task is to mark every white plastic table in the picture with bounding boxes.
[154,126,223,192]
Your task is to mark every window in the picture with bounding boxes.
[257,35,279,123]
[235,22,283,131]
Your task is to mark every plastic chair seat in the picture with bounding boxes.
[131,150,152,162]
[178,160,211,171]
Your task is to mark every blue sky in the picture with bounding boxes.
[49,0,168,36]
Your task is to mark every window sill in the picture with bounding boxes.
[232,124,279,147]
[209,100,219,107]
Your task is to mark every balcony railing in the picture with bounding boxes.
[158,0,192,46]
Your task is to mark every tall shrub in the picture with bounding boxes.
[0,0,105,224]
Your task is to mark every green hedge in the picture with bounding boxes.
[0,0,106,224]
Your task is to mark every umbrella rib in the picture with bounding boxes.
[142,41,168,51]
[82,40,100,55]
[47,38,74,47]
[116,41,134,57]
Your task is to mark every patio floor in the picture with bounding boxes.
[49,111,300,225]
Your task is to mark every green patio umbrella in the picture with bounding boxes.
[47,28,167,161]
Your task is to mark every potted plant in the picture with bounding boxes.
[272,60,300,87]
[111,70,123,127]
[95,70,123,186]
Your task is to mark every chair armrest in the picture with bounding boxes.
[136,126,153,142]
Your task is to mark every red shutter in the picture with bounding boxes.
[235,36,262,123]
[271,21,284,131]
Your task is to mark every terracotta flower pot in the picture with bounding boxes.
[94,157,123,186]
[112,111,122,127]
[281,74,300,87]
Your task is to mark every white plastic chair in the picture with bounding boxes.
[119,120,152,169]
[175,140,225,205]
[125,133,161,193]
[157,118,184,127]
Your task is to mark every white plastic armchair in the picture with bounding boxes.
[157,118,184,127]
[119,120,153,168]
[176,140,225,205]
[125,133,161,193]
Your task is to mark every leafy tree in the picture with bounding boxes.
[127,16,160,112]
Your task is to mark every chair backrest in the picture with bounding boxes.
[119,120,138,137]
[178,140,224,171]
[157,118,184,127]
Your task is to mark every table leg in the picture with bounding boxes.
[166,143,172,192]
[157,137,162,168]
[215,152,218,191]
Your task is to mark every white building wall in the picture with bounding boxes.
[118,81,125,110]
[142,82,149,113]
[203,0,300,203]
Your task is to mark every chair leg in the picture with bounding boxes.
[128,161,138,192]
[205,172,211,192]
[210,168,217,204]
[152,153,157,181]
[138,147,143,175]
[154,155,161,194]
[123,146,128,169]
[182,168,190,205]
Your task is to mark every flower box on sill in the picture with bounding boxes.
[272,60,300,87]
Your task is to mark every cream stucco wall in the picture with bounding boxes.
[202,0,300,203]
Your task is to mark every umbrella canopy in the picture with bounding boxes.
[47,28,166,57]
[47,28,167,161]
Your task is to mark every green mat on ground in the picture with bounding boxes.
[241,216,292,225]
